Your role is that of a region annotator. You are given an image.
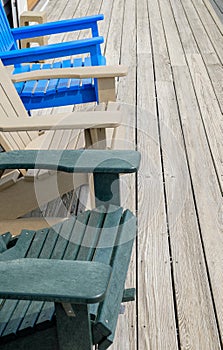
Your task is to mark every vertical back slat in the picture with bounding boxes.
[0,230,35,337]
[0,4,17,52]
[0,61,27,118]
[0,60,39,151]
[93,210,136,346]
[0,85,18,118]
[89,206,124,320]
[0,132,20,151]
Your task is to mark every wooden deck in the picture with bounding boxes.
[33,0,223,348]
[207,0,223,22]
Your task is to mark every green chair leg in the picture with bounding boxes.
[56,303,93,350]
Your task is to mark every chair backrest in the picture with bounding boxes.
[0,2,18,52]
[0,60,38,151]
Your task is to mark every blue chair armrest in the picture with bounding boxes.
[11,14,104,40]
[0,36,104,65]
[0,259,111,304]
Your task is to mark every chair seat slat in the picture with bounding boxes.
[82,56,93,88]
[69,58,82,90]
[21,64,41,97]
[34,63,52,96]
[13,65,30,94]
[56,59,72,92]
[45,61,62,95]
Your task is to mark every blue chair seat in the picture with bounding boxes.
[12,56,103,109]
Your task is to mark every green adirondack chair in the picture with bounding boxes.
[0,149,140,350]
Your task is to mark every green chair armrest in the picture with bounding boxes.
[0,259,111,304]
[0,150,141,174]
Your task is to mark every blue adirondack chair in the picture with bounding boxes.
[0,3,106,111]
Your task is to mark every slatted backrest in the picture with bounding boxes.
[0,60,38,151]
[0,3,17,52]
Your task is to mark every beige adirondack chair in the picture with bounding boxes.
[0,60,127,234]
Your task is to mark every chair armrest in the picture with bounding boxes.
[0,111,122,132]
[11,14,104,40]
[0,37,104,66]
[0,259,111,304]
[11,65,128,82]
[0,150,141,174]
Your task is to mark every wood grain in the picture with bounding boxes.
[187,53,223,190]
[11,66,128,82]
[173,64,222,348]
[137,0,178,348]
[106,0,137,348]
[27,0,39,11]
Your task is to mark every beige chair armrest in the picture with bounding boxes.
[10,65,128,82]
[0,111,122,132]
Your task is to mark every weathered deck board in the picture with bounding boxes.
[157,76,220,348]
[149,0,221,347]
[107,0,137,347]
[136,0,178,349]
[187,54,223,189]
[203,0,223,27]
[173,65,222,347]
[190,0,223,61]
[20,0,223,348]
[170,0,223,115]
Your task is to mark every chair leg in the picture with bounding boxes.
[55,303,93,350]
[84,128,106,149]
[84,128,107,209]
